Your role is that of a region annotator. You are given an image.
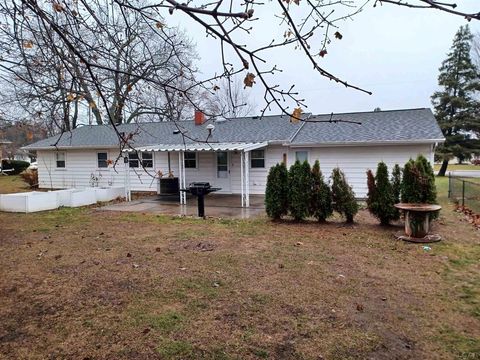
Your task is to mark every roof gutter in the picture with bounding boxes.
[21,145,119,151]
[285,138,445,148]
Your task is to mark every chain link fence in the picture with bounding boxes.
[448,174,480,213]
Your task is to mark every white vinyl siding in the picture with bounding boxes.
[36,143,432,197]
[287,144,432,198]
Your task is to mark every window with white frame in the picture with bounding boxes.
[295,151,308,163]
[250,149,265,168]
[56,152,66,168]
[128,152,139,168]
[97,152,108,168]
[141,152,153,168]
[184,152,197,168]
[129,152,153,168]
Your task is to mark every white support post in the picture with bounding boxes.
[124,157,131,202]
[240,151,244,207]
[178,151,183,205]
[124,159,128,201]
[181,151,186,204]
[244,150,250,207]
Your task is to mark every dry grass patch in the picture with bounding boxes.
[0,199,479,359]
[0,174,31,194]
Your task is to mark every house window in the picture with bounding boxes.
[142,152,153,168]
[97,152,108,168]
[129,152,153,168]
[251,150,265,168]
[184,152,197,168]
[128,152,139,168]
[56,152,66,168]
[295,151,308,163]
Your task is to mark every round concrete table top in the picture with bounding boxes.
[394,203,442,212]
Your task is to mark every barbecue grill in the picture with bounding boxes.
[180,182,221,217]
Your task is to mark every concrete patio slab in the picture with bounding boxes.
[99,194,266,219]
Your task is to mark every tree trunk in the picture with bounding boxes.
[437,159,449,176]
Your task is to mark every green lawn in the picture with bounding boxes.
[434,164,480,171]
[435,176,448,202]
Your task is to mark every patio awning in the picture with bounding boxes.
[126,142,268,152]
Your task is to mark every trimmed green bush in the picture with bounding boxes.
[401,155,437,204]
[331,167,358,223]
[416,155,437,204]
[310,160,332,222]
[1,159,30,175]
[366,169,376,211]
[288,160,312,221]
[265,163,289,219]
[366,162,396,225]
[401,159,422,203]
[391,164,402,220]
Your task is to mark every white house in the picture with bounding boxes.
[23,108,444,206]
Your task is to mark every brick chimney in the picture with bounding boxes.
[194,110,205,125]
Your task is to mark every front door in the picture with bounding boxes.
[216,151,230,192]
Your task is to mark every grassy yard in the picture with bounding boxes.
[0,177,479,359]
[434,164,480,171]
[0,174,31,194]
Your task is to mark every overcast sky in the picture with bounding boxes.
[170,1,480,116]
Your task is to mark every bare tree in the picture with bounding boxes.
[205,76,256,118]
[0,0,478,149]
[0,1,198,132]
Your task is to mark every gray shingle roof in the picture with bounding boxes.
[292,108,444,145]
[23,108,443,150]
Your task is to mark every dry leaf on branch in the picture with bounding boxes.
[23,40,33,49]
[155,21,164,29]
[290,107,303,123]
[319,49,327,57]
[52,3,64,12]
[334,31,343,40]
[243,73,256,88]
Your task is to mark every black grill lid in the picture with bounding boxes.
[188,182,211,188]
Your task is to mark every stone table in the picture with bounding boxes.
[394,203,442,243]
